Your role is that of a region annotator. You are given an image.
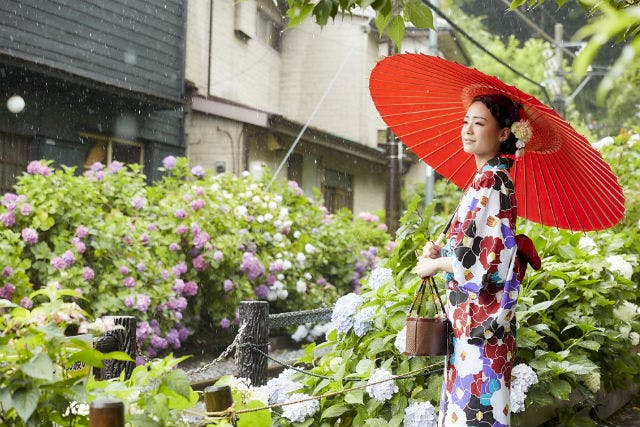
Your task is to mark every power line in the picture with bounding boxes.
[422,0,552,104]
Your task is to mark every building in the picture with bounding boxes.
[0,0,187,192]
[185,1,467,215]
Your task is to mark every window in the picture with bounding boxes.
[0,133,31,193]
[256,9,281,51]
[323,169,353,213]
[82,133,143,168]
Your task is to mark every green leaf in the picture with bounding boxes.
[575,340,601,351]
[237,400,271,427]
[344,389,364,404]
[128,414,162,427]
[287,3,315,28]
[20,352,54,381]
[322,403,350,418]
[13,387,39,422]
[374,10,392,35]
[387,15,405,50]
[312,0,334,26]
[365,418,390,427]
[549,378,572,400]
[403,0,433,29]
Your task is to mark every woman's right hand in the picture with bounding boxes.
[421,241,442,259]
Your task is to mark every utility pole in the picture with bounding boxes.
[552,23,566,117]
[385,40,400,236]
[424,0,438,207]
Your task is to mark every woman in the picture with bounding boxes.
[413,94,528,427]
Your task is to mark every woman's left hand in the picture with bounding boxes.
[412,257,441,278]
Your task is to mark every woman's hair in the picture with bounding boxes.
[472,94,521,155]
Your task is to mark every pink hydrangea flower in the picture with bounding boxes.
[0,283,15,300]
[20,297,33,309]
[119,266,129,275]
[26,160,51,176]
[19,203,32,216]
[136,294,151,312]
[190,199,205,210]
[193,255,207,271]
[50,257,66,270]
[1,212,15,227]
[183,281,198,297]
[169,242,180,251]
[191,165,205,178]
[174,209,187,219]
[82,266,95,281]
[61,250,75,266]
[76,225,88,239]
[22,228,38,245]
[108,161,123,173]
[123,277,136,288]
[176,224,188,235]
[2,266,13,278]
[213,250,223,262]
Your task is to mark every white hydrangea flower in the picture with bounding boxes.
[353,306,377,337]
[210,183,220,192]
[293,230,302,239]
[613,301,639,323]
[304,243,316,254]
[234,205,247,217]
[291,325,309,342]
[281,393,319,422]
[578,236,598,255]
[331,293,363,334]
[605,255,634,280]
[269,201,278,210]
[282,260,292,270]
[403,401,437,427]
[273,233,284,242]
[310,322,331,340]
[265,213,273,222]
[366,368,398,402]
[256,215,265,223]
[266,371,301,405]
[630,332,640,346]
[584,371,601,393]
[296,253,306,263]
[241,170,250,177]
[593,136,614,149]
[395,326,407,353]
[620,324,632,338]
[252,195,261,204]
[367,267,393,291]
[278,207,289,219]
[274,194,283,203]
[510,364,538,413]
[304,272,312,280]
[296,280,307,293]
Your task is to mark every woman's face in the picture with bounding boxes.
[461,101,509,165]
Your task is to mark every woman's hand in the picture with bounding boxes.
[412,257,441,278]
[421,241,442,259]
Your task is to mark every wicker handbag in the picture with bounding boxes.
[404,277,453,357]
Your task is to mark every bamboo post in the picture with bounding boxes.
[89,397,124,427]
[94,315,137,380]
[234,301,269,386]
[204,385,234,412]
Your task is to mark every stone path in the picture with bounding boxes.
[599,394,640,427]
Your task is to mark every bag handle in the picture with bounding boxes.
[408,276,446,318]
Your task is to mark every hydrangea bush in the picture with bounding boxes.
[0,157,390,358]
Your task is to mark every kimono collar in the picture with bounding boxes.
[481,156,514,172]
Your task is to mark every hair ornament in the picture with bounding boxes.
[511,119,532,158]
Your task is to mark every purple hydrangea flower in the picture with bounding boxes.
[2,193,18,206]
[241,253,265,281]
[26,160,51,176]
[3,266,13,278]
[191,165,205,178]
[193,255,207,271]
[166,328,181,349]
[0,283,15,300]
[162,156,177,169]
[213,250,223,262]
[72,237,86,254]
[19,203,32,216]
[1,212,16,227]
[140,233,150,245]
[172,261,187,277]
[183,281,198,297]
[223,279,233,292]
[108,161,123,173]
[137,294,151,312]
[20,297,33,309]
[51,257,66,270]
[132,196,145,210]
[83,266,95,281]
[195,187,204,196]
[176,224,188,235]
[61,250,75,266]
[147,223,156,231]
[123,277,136,288]
[254,284,269,299]
[76,225,88,239]
[169,242,180,251]
[220,318,231,329]
[90,162,104,172]
[178,327,190,342]
[193,231,210,250]
[150,335,168,350]
[119,266,130,275]
[190,199,205,210]
[124,296,135,307]
[174,209,187,219]
[172,279,185,294]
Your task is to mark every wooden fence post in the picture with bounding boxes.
[204,385,234,413]
[89,397,124,427]
[235,301,269,386]
[94,315,137,380]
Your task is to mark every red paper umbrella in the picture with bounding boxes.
[369,54,625,231]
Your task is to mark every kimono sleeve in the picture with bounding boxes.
[451,170,517,290]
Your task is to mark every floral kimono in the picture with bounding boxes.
[439,156,522,427]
